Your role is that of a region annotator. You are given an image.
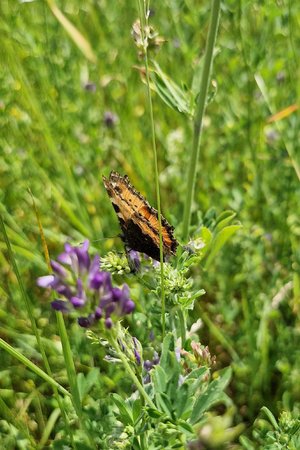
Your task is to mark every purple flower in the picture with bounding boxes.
[103,111,118,128]
[133,337,141,365]
[143,351,159,383]
[127,250,141,272]
[37,241,135,328]
[84,81,96,92]
[37,275,55,288]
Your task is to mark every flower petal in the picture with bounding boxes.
[51,260,67,278]
[89,254,100,276]
[55,283,72,299]
[37,275,55,288]
[78,316,91,328]
[89,271,111,290]
[71,296,85,308]
[105,317,113,329]
[127,250,141,272]
[122,299,135,314]
[51,300,70,312]
[75,240,90,272]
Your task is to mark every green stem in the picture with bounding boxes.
[1,215,76,447]
[111,335,156,410]
[0,338,70,397]
[182,0,221,240]
[178,309,187,347]
[56,313,96,449]
[138,0,166,339]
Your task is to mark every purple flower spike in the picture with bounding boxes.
[37,241,135,329]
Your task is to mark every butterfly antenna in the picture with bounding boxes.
[78,235,120,245]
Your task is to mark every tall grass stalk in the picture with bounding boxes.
[138,0,166,338]
[182,0,221,240]
[3,37,92,236]
[0,215,75,444]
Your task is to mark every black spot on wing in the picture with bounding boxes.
[121,219,161,261]
[112,203,120,213]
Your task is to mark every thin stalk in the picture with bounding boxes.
[178,309,187,347]
[0,338,70,397]
[182,0,221,240]
[111,335,156,410]
[1,213,75,446]
[0,215,41,345]
[138,0,166,337]
[56,312,96,449]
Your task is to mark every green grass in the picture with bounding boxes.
[0,0,300,448]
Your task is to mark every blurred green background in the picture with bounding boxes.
[0,0,299,447]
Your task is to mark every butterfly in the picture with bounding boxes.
[103,171,178,261]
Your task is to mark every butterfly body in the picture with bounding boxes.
[103,171,178,261]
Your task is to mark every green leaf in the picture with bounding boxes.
[160,333,175,370]
[148,62,194,116]
[204,225,242,269]
[239,435,256,449]
[147,407,164,419]
[261,406,279,430]
[156,392,174,417]
[175,382,189,418]
[166,356,181,400]
[190,367,232,424]
[152,365,167,394]
[177,419,194,435]
[76,369,100,402]
[132,398,143,423]
[215,211,237,232]
[186,367,209,381]
[111,393,133,426]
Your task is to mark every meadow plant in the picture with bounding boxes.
[33,229,237,448]
[37,240,134,329]
[1,0,299,449]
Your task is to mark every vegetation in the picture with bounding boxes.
[0,0,299,448]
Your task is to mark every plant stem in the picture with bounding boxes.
[182,0,221,240]
[0,338,70,397]
[178,309,187,347]
[111,335,156,410]
[56,313,96,449]
[138,0,166,338]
